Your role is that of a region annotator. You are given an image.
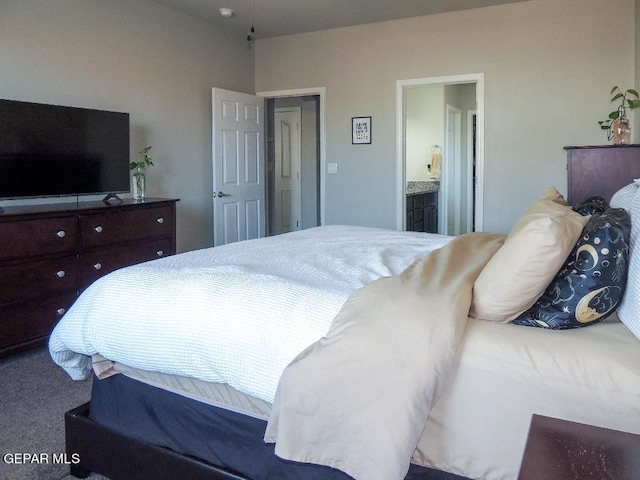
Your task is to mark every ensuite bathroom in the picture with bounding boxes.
[404,83,477,235]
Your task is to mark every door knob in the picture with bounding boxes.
[215,191,231,197]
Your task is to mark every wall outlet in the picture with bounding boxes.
[327,162,338,174]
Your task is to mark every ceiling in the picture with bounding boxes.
[149,0,529,39]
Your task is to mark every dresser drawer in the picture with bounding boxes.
[0,255,77,305]
[0,216,78,261]
[0,292,76,350]
[80,206,173,249]
[79,238,172,289]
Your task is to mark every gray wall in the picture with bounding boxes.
[405,86,444,182]
[0,0,254,252]
[3,0,638,249]
[255,0,635,234]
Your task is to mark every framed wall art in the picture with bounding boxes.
[352,116,371,144]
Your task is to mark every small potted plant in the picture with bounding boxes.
[598,86,640,144]
[130,146,153,201]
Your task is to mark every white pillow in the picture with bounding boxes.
[470,188,590,323]
[610,180,640,340]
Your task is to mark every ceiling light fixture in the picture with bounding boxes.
[219,7,234,18]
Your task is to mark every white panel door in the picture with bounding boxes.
[212,88,265,246]
[440,104,462,236]
[273,107,301,235]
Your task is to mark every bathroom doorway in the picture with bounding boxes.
[263,91,323,236]
[396,74,484,235]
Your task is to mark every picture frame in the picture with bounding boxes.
[352,116,372,144]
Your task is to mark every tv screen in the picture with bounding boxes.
[0,99,130,200]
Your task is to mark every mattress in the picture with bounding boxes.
[101,311,640,480]
[110,361,272,420]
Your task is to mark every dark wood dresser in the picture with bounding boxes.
[565,144,640,204]
[0,198,178,357]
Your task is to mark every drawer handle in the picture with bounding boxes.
[57,308,66,316]
[56,270,66,278]
[156,217,164,224]
[56,230,66,238]
[156,250,164,257]
[94,263,102,270]
[94,225,103,233]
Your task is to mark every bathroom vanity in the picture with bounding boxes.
[406,181,439,233]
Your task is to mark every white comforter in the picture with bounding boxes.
[49,225,450,403]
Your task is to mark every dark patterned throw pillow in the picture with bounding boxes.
[573,196,609,216]
[512,207,631,329]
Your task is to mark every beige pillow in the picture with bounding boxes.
[470,188,590,323]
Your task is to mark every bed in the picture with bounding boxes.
[49,186,640,480]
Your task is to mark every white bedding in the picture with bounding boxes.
[49,225,450,403]
[416,313,640,479]
[48,224,640,480]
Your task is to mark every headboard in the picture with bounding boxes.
[565,145,640,204]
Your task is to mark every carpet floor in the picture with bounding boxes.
[0,346,107,480]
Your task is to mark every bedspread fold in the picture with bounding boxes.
[264,232,505,480]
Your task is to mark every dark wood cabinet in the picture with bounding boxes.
[565,145,640,204]
[407,191,438,233]
[0,198,178,357]
[518,414,640,480]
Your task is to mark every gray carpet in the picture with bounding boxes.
[0,347,108,480]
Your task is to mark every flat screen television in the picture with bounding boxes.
[0,99,130,201]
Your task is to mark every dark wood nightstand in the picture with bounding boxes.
[518,414,640,480]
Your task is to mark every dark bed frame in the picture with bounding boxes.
[65,402,248,480]
[65,402,469,480]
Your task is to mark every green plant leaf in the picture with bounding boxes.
[611,93,623,102]
[133,145,154,170]
[629,99,640,109]
[610,86,619,94]
[628,89,639,98]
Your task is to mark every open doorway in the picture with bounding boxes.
[396,74,484,235]
[265,94,322,236]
